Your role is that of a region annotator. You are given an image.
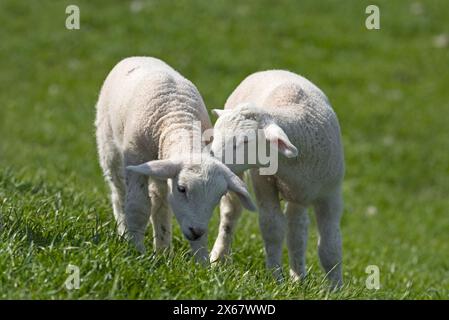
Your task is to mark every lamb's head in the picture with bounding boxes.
[211,103,298,174]
[127,155,255,241]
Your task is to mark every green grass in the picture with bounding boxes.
[0,0,448,299]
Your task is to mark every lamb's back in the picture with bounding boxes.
[97,57,210,150]
[224,70,329,110]
[225,70,344,201]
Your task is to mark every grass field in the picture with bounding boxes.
[0,0,448,299]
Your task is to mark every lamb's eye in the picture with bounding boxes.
[177,185,186,193]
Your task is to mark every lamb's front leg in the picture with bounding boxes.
[251,171,285,281]
[190,233,209,264]
[210,192,242,263]
[149,180,172,251]
[124,161,151,254]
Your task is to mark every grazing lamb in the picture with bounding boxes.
[95,57,255,261]
[210,70,345,287]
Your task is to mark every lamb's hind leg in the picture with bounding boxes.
[149,180,172,251]
[285,202,309,281]
[108,159,126,236]
[210,191,242,263]
[251,170,286,281]
[313,188,343,289]
[96,121,126,236]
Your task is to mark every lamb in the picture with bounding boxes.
[95,57,255,261]
[210,70,345,287]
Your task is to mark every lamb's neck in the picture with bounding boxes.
[260,107,296,127]
[260,107,308,140]
[159,124,204,160]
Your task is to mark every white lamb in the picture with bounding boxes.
[95,57,255,261]
[210,70,345,287]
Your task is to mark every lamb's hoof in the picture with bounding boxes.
[117,225,127,238]
[194,254,209,266]
[289,269,307,282]
[270,267,284,283]
[127,232,146,254]
[209,250,228,264]
[328,278,343,291]
[135,243,147,254]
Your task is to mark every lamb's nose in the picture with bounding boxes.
[188,227,205,240]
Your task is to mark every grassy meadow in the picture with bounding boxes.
[0,0,448,299]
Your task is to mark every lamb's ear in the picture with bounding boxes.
[221,166,256,211]
[126,160,181,180]
[212,109,228,117]
[263,123,299,158]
